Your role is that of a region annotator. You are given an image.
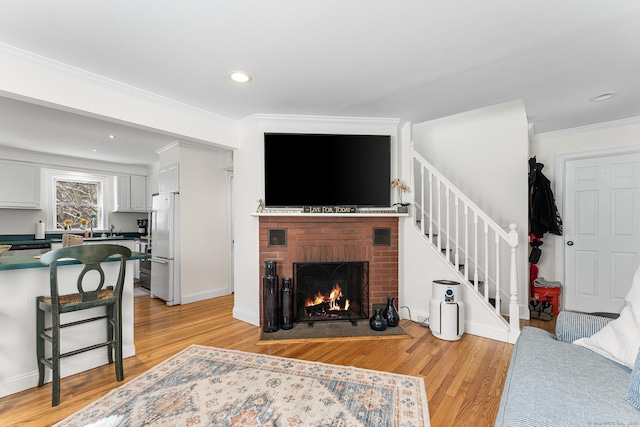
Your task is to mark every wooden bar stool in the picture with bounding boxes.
[36,244,131,406]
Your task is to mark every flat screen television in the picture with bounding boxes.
[264,133,391,208]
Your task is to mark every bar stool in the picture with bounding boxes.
[36,244,131,406]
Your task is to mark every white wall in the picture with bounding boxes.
[410,100,531,317]
[154,142,232,304]
[178,145,231,303]
[231,115,401,326]
[530,118,640,283]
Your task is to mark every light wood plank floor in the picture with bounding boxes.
[0,294,554,426]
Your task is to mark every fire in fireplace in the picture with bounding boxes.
[294,262,369,324]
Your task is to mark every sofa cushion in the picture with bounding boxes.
[574,266,640,368]
[495,326,639,426]
[555,311,612,343]
[627,349,640,411]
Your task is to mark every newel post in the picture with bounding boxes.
[508,223,520,339]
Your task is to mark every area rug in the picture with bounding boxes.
[55,344,431,427]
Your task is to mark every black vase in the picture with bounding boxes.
[262,261,279,333]
[384,296,399,327]
[281,277,294,330]
[369,308,388,331]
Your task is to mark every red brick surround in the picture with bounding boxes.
[258,216,399,320]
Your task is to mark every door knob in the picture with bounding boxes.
[567,241,574,246]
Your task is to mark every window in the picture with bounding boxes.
[55,178,101,230]
[44,169,109,231]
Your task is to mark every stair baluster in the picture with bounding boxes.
[410,147,521,342]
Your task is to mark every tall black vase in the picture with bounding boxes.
[281,277,294,330]
[384,296,399,327]
[262,261,279,333]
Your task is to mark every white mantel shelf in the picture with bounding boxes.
[251,211,409,217]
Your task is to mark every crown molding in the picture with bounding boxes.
[0,144,149,174]
[156,140,226,156]
[536,115,640,137]
[238,113,402,127]
[0,42,237,126]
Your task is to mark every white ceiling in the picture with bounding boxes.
[1,0,639,165]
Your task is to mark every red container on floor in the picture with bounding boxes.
[533,285,561,316]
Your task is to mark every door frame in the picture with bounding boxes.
[554,144,640,309]
[227,170,234,294]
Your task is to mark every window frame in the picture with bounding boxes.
[45,169,109,231]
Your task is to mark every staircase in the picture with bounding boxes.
[411,148,521,343]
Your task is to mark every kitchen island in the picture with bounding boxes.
[0,251,149,398]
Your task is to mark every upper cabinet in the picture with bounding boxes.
[0,160,41,209]
[130,175,147,211]
[159,163,179,194]
[114,174,148,212]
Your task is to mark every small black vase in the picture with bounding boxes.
[384,296,399,327]
[369,308,388,331]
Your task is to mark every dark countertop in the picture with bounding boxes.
[0,251,150,271]
[0,233,141,246]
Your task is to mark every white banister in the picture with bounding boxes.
[508,223,520,336]
[411,149,520,340]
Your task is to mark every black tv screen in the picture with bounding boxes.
[264,133,391,208]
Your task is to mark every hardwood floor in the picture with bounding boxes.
[0,294,555,426]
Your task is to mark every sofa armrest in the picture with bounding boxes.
[555,311,613,343]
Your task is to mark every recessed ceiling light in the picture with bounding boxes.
[93,149,99,153]
[589,92,617,102]
[109,134,117,139]
[229,71,252,84]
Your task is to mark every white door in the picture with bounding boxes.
[564,152,640,313]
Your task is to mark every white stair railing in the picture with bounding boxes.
[411,148,520,338]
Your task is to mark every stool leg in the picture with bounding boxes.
[114,302,124,381]
[51,310,61,407]
[36,302,45,388]
[106,305,114,365]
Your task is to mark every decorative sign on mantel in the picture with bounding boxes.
[303,206,357,214]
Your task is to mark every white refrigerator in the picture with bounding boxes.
[151,192,181,305]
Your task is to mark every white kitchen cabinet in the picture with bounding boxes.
[159,163,179,194]
[114,174,147,212]
[0,160,41,209]
[114,174,131,211]
[130,175,147,211]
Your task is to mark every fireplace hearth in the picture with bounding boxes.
[294,262,369,325]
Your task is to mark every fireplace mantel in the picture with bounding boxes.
[252,211,408,217]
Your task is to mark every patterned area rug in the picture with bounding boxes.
[55,344,431,427]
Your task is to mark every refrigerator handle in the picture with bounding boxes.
[151,258,169,265]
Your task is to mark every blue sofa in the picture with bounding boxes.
[495,311,640,426]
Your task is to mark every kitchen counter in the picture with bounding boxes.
[0,251,149,271]
[0,252,143,398]
[0,233,140,246]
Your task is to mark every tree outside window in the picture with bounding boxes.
[55,179,101,230]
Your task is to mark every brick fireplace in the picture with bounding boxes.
[258,215,399,326]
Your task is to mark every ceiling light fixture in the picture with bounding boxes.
[109,134,117,139]
[229,71,252,84]
[589,92,617,102]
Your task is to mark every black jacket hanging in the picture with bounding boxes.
[529,157,563,238]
